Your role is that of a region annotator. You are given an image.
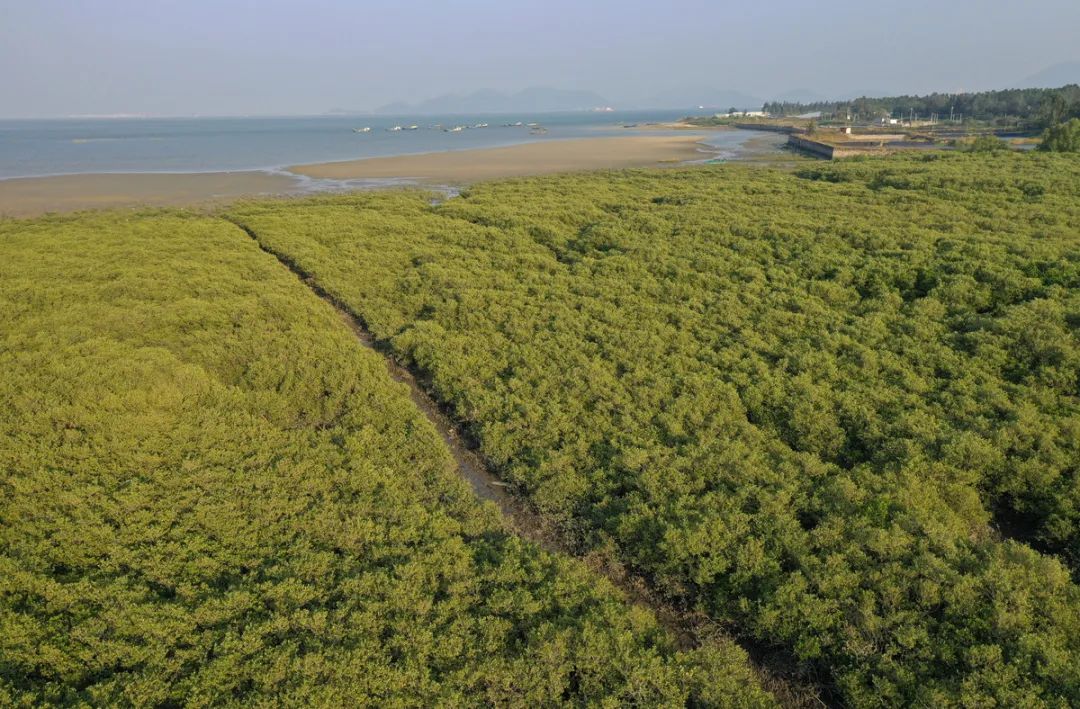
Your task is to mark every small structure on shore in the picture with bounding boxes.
[714,110,769,119]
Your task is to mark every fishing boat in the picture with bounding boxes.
[388,125,403,131]
[352,127,371,133]
[406,125,419,130]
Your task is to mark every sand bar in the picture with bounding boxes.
[289,135,708,181]
[0,135,710,218]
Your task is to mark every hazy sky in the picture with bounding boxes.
[2,0,1078,117]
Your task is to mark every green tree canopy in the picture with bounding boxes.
[1039,117,1080,152]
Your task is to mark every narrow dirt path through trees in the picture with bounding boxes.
[224,217,829,709]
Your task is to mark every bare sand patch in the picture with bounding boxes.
[290,135,708,182]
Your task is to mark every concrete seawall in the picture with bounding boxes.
[786,134,887,159]
[787,135,837,158]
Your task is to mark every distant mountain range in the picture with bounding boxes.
[333,66,1080,117]
[634,87,762,111]
[767,89,826,104]
[1018,61,1080,88]
[373,87,610,115]
[367,86,768,114]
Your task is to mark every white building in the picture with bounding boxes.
[714,110,768,118]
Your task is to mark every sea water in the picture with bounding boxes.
[0,111,775,179]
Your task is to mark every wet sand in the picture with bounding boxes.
[0,171,296,218]
[289,135,708,181]
[0,136,709,217]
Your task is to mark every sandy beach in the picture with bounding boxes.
[289,135,709,181]
[0,135,710,217]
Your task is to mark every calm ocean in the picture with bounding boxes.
[0,110,768,180]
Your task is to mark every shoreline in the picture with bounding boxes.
[0,135,718,218]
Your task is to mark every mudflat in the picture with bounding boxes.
[289,135,708,181]
[0,171,296,218]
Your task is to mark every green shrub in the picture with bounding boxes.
[0,211,772,707]
[966,133,1010,152]
[229,152,1080,705]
